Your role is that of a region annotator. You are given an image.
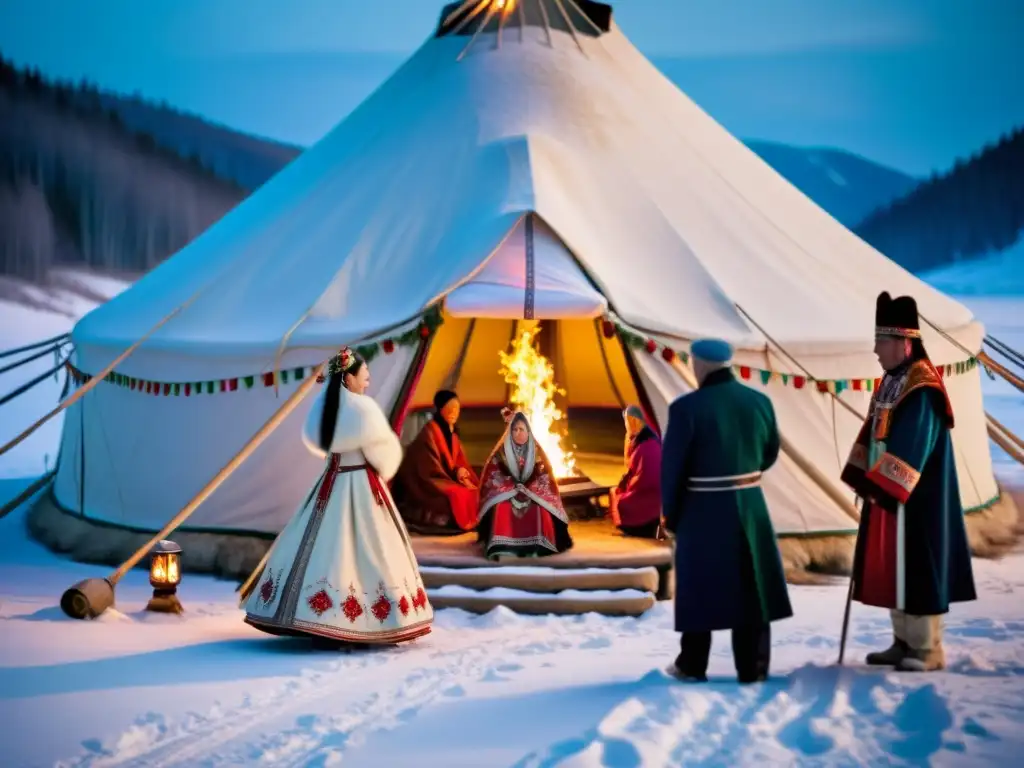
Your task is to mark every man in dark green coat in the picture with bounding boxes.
[662,338,793,684]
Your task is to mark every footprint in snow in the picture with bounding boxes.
[579,636,612,650]
[442,684,467,697]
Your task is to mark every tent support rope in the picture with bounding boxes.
[0,470,56,521]
[0,333,68,360]
[0,353,70,409]
[984,335,1024,370]
[0,273,226,461]
[0,341,68,376]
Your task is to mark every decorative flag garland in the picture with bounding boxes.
[66,307,980,399]
[67,308,444,397]
[600,316,982,395]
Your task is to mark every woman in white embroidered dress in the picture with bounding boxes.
[242,347,433,644]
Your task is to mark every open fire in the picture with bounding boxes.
[498,324,578,479]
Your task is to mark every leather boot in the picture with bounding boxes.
[896,643,946,672]
[865,638,909,666]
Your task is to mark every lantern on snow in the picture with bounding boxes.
[146,539,184,614]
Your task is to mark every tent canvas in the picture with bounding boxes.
[46,4,1005,557]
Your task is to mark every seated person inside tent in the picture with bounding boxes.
[477,409,573,560]
[392,390,480,534]
[609,405,663,539]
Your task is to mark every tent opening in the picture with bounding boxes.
[398,313,644,488]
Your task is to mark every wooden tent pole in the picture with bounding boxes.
[979,352,1024,395]
[668,358,860,521]
[457,2,501,61]
[988,417,1024,468]
[550,0,587,54]
[107,362,325,585]
[988,412,1024,452]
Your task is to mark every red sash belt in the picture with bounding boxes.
[327,453,392,511]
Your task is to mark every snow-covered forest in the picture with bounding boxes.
[857,126,1024,272]
[0,56,275,284]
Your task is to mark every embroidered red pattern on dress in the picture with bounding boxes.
[371,594,392,623]
[413,586,428,611]
[307,589,333,616]
[258,568,277,605]
[398,595,411,616]
[342,584,364,623]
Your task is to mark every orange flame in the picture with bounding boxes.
[499,324,577,479]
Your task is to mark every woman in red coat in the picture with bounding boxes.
[609,405,663,538]
[392,390,480,535]
[477,410,573,560]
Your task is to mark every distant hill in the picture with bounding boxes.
[746,140,919,228]
[855,126,1024,273]
[93,92,301,191]
[0,53,922,288]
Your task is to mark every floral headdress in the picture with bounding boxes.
[316,346,357,383]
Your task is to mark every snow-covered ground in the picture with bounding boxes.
[0,479,1022,767]
[0,266,1022,766]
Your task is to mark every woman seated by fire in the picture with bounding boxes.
[477,408,574,560]
[392,390,480,535]
[609,405,664,539]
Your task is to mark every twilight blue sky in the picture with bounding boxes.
[1,0,1022,175]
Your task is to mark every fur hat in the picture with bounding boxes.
[875,292,921,339]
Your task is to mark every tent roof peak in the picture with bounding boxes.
[436,0,612,59]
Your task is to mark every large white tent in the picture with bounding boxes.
[48,0,1005,548]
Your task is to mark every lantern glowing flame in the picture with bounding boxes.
[146,540,184,613]
[499,325,578,479]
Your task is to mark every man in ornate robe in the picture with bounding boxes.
[392,390,480,535]
[662,339,793,684]
[609,405,663,538]
[841,292,976,672]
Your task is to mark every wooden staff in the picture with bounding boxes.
[837,570,856,665]
[60,362,325,619]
